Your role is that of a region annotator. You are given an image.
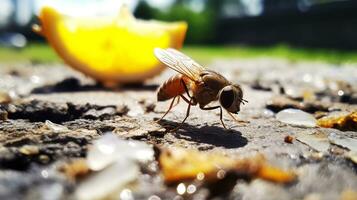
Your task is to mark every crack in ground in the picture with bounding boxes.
[1,100,128,123]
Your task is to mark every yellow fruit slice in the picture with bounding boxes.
[34,6,187,85]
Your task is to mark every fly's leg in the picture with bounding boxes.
[218,107,227,129]
[156,78,191,123]
[200,105,227,129]
[226,111,249,124]
[173,96,180,107]
[179,94,191,104]
[179,77,197,104]
[169,78,195,131]
[181,79,192,98]
[171,97,194,132]
[156,96,178,122]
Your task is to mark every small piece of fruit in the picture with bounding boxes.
[34,6,187,85]
[317,111,357,131]
[284,135,294,143]
[159,147,296,184]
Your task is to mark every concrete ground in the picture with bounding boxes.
[0,59,356,200]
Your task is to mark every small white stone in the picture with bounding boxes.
[75,160,139,200]
[276,109,317,127]
[284,86,304,99]
[124,140,155,163]
[296,131,330,153]
[262,109,275,118]
[30,75,43,84]
[87,133,119,171]
[45,120,69,133]
[328,133,357,152]
[347,151,357,164]
[127,105,144,117]
[87,133,154,171]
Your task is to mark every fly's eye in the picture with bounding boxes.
[220,88,234,109]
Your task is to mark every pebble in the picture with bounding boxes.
[87,133,154,171]
[77,133,155,199]
[86,133,119,171]
[347,151,357,164]
[19,145,39,155]
[45,120,69,133]
[0,110,8,121]
[276,108,317,127]
[75,160,139,200]
[328,133,357,152]
[0,91,12,104]
[39,155,50,164]
[296,131,329,153]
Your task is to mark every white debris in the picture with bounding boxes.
[76,133,155,200]
[75,160,139,200]
[276,109,317,127]
[127,104,144,117]
[296,131,330,153]
[0,91,11,103]
[87,133,154,171]
[328,133,357,152]
[347,151,357,164]
[86,133,118,171]
[284,86,304,99]
[45,120,69,133]
[262,109,275,118]
[119,189,134,200]
[30,75,43,84]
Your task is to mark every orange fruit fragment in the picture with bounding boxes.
[34,6,187,85]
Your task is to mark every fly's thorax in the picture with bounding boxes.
[190,70,230,107]
[192,85,217,107]
[200,70,230,91]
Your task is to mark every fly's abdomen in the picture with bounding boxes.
[157,74,188,101]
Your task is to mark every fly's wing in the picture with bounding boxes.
[154,48,205,82]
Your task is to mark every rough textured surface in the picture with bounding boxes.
[0,59,356,200]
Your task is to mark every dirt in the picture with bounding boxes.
[0,59,356,200]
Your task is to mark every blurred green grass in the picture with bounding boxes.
[184,45,357,64]
[1,43,357,64]
[0,43,58,63]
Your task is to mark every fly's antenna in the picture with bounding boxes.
[239,98,248,105]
